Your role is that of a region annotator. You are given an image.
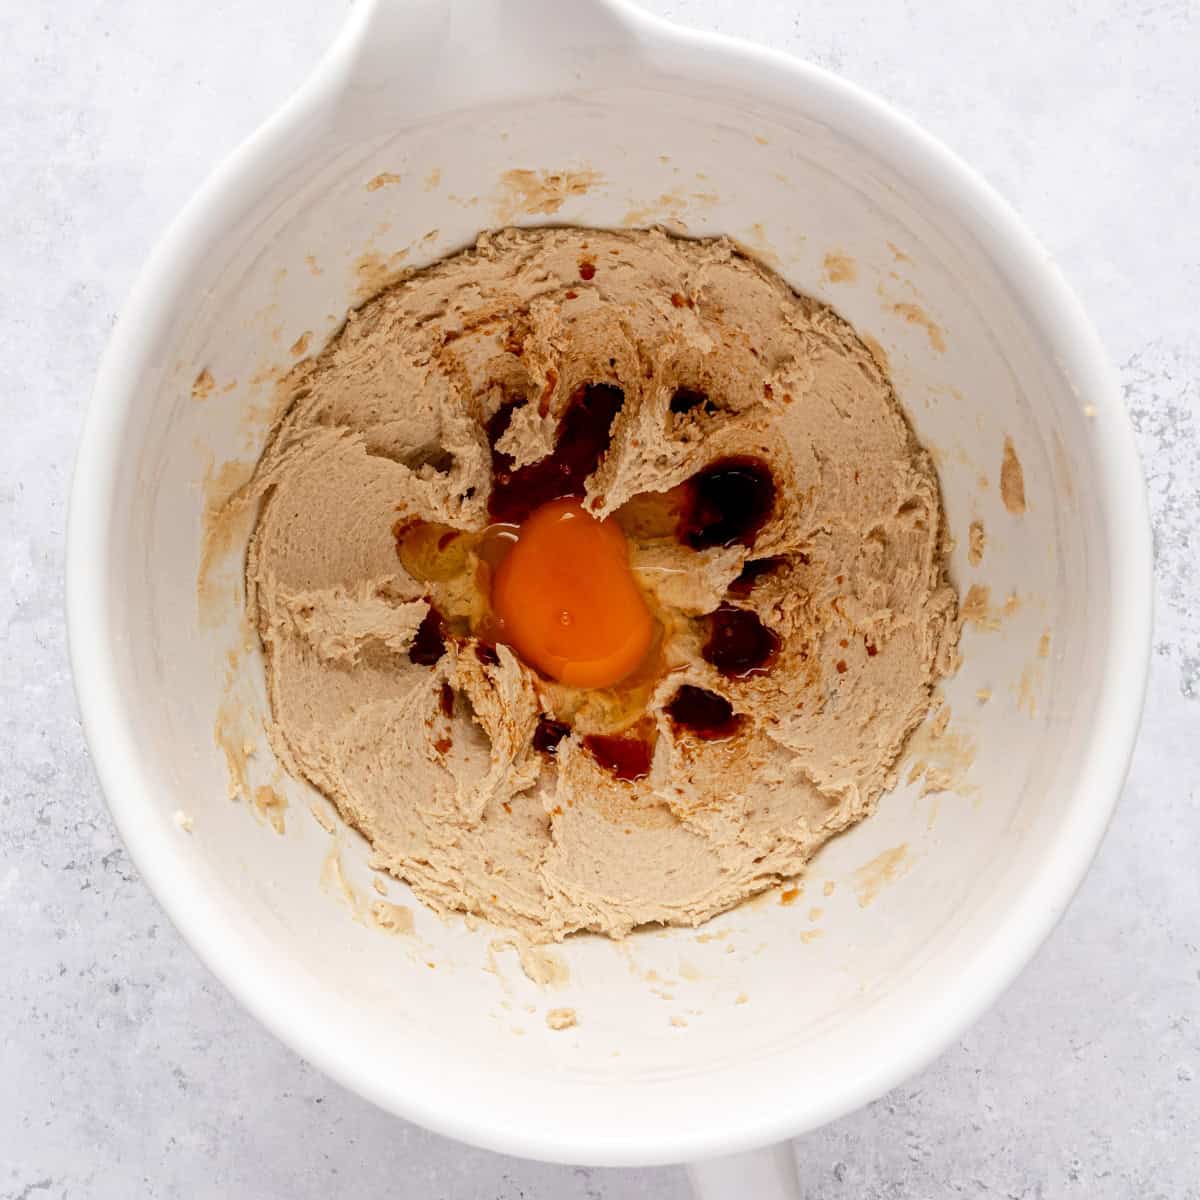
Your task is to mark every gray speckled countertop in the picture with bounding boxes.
[3,1,1197,1196]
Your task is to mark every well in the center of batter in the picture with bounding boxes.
[246,226,959,942]
[395,376,784,781]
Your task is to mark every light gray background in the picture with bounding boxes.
[3,0,1197,1196]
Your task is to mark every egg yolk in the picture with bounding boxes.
[491,498,653,688]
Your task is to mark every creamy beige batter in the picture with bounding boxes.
[242,226,958,942]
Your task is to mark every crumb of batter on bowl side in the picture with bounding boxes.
[252,783,287,835]
[492,167,604,222]
[903,704,977,799]
[822,251,856,283]
[191,367,215,401]
[370,901,414,935]
[232,224,961,945]
[853,843,912,908]
[1001,436,1027,514]
[968,519,986,566]
[961,583,999,631]
[546,1007,577,1031]
[1017,662,1042,716]
[890,300,946,353]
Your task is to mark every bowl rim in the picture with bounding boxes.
[67,0,1153,1167]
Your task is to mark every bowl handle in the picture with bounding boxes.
[686,1143,802,1199]
[338,0,638,105]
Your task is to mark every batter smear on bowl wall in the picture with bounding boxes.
[242,226,959,941]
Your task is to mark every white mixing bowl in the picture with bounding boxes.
[68,0,1151,1192]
